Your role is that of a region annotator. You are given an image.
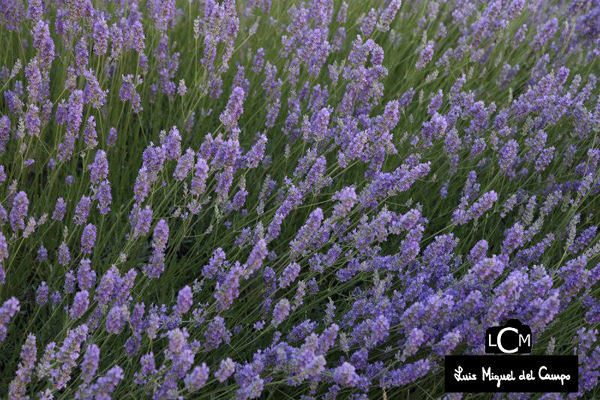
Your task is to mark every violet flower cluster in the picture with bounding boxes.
[0,0,599,399]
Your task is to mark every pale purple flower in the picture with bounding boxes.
[272,298,290,327]
[460,191,498,225]
[220,87,245,133]
[25,105,41,136]
[81,223,97,254]
[75,37,89,72]
[185,363,209,392]
[333,362,359,387]
[70,290,89,320]
[378,0,401,31]
[77,258,96,291]
[93,14,109,56]
[37,245,47,262]
[279,262,301,289]
[290,208,323,258]
[152,219,169,252]
[433,329,462,356]
[253,320,265,330]
[94,266,118,306]
[191,157,209,196]
[162,127,181,160]
[174,285,193,316]
[244,134,267,169]
[28,0,42,20]
[74,196,92,226]
[360,8,378,36]
[50,291,61,306]
[184,112,196,133]
[502,222,525,255]
[81,344,100,384]
[252,48,265,73]
[36,281,49,306]
[0,297,19,342]
[535,147,555,172]
[215,264,243,311]
[243,238,267,277]
[0,231,8,262]
[178,80,187,96]
[143,219,169,278]
[202,248,227,279]
[96,180,112,214]
[83,116,98,148]
[174,148,195,181]
[499,139,519,177]
[88,150,109,185]
[533,18,558,49]
[140,352,156,376]
[8,333,36,398]
[106,305,128,334]
[215,358,236,382]
[416,41,435,70]
[58,242,71,266]
[265,98,280,128]
[107,127,118,147]
[89,366,123,397]
[48,324,88,389]
[0,116,9,153]
[131,21,146,53]
[204,316,231,351]
[130,204,153,238]
[382,359,431,388]
[10,191,29,233]
[63,270,75,294]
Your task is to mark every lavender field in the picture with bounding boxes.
[0,0,599,398]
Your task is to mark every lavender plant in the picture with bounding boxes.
[0,0,599,398]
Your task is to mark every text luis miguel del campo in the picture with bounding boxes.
[445,319,578,392]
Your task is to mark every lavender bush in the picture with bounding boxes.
[0,0,599,398]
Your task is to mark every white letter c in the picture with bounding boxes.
[497,327,519,354]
